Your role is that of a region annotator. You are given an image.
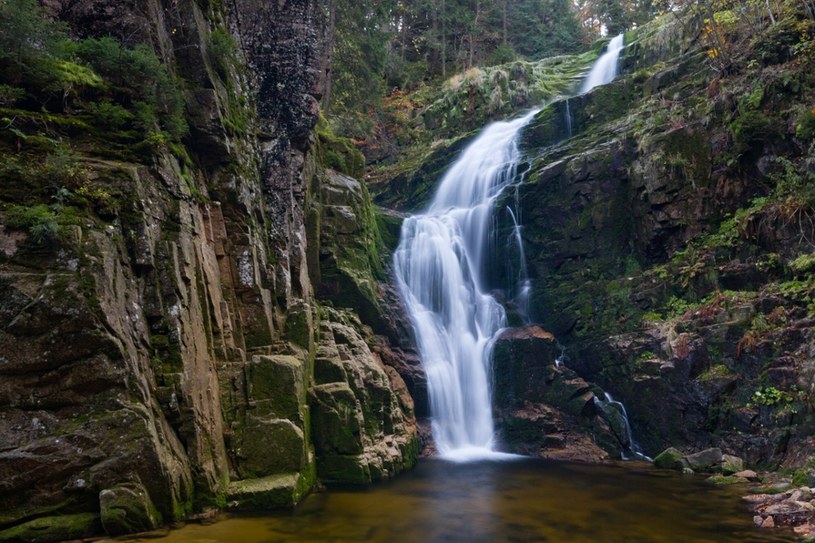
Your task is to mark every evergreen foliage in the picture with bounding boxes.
[0,0,187,142]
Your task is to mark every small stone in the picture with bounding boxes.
[794,523,815,536]
[721,454,744,475]
[792,489,814,502]
[761,516,775,528]
[735,469,759,481]
[753,515,764,527]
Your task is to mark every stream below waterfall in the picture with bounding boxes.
[111,459,795,542]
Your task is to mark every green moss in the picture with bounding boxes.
[796,107,815,141]
[0,514,100,543]
[226,473,306,509]
[706,474,749,486]
[698,364,733,382]
[317,455,371,484]
[315,117,365,179]
[730,110,776,158]
[790,253,815,274]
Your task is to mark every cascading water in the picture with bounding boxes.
[581,34,625,93]
[593,393,652,461]
[393,109,539,459]
[395,33,632,462]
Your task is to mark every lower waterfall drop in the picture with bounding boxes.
[393,109,539,460]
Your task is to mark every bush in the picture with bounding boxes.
[87,101,134,130]
[488,44,517,66]
[76,39,188,140]
[796,108,815,141]
[0,84,25,105]
[207,28,237,80]
[6,204,61,243]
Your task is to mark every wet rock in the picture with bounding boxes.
[735,469,760,481]
[99,483,160,536]
[492,325,626,458]
[685,448,723,471]
[226,473,306,510]
[0,513,99,543]
[721,454,744,475]
[653,447,685,470]
[308,309,418,483]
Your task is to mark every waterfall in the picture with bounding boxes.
[564,99,573,139]
[581,34,625,94]
[593,393,652,461]
[393,109,539,459]
[394,35,630,461]
[505,204,531,322]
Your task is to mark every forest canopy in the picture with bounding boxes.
[323,0,665,136]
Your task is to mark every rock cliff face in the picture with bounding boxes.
[492,10,815,466]
[0,1,416,540]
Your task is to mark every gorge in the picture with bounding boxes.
[2,0,815,541]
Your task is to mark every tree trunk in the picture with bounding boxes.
[322,0,338,113]
[502,0,508,46]
[441,0,447,78]
[765,0,776,24]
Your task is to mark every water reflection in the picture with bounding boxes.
[113,459,796,543]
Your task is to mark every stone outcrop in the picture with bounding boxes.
[310,308,417,483]
[0,0,417,540]
[492,325,625,462]
[481,6,815,470]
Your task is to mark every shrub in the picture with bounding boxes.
[6,204,61,243]
[87,101,134,130]
[207,28,237,80]
[796,108,815,141]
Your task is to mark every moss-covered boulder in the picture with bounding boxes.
[225,472,312,510]
[99,483,161,536]
[0,514,99,543]
[653,447,686,470]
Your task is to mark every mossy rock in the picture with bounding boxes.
[309,382,364,456]
[239,417,307,478]
[247,354,305,421]
[226,473,310,509]
[706,474,749,486]
[316,454,372,484]
[99,483,161,536]
[0,513,100,543]
[653,447,685,470]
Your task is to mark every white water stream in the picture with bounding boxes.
[394,36,628,460]
[581,34,625,94]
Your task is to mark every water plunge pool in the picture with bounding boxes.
[112,458,794,542]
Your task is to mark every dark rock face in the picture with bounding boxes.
[491,325,623,461]
[0,0,417,539]
[484,12,815,467]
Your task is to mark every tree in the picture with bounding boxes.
[0,0,69,85]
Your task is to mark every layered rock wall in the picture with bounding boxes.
[0,1,417,540]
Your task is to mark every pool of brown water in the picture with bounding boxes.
[112,458,796,543]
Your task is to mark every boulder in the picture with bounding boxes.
[0,514,99,542]
[99,483,160,536]
[653,447,685,470]
[721,454,745,475]
[685,448,723,471]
